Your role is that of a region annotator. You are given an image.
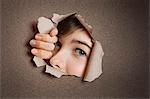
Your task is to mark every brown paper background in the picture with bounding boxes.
[1,0,149,98]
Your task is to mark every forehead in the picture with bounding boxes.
[59,29,93,46]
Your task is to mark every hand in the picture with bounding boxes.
[30,28,58,59]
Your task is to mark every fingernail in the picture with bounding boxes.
[30,40,36,46]
[31,49,38,54]
[35,35,42,40]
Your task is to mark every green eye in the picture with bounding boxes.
[75,48,86,56]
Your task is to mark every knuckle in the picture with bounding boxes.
[38,50,43,58]
[36,41,41,48]
[48,43,55,50]
[46,35,51,42]
[38,49,52,59]
[50,36,57,43]
[55,36,58,42]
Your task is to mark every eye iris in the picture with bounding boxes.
[79,50,84,55]
[76,48,86,56]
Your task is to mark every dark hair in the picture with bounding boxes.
[57,14,86,37]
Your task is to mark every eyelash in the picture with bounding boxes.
[54,41,87,57]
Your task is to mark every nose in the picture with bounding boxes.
[49,49,67,73]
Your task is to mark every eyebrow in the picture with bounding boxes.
[71,39,92,49]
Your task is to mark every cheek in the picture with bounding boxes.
[67,56,88,77]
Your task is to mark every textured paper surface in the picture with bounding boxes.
[2,0,148,97]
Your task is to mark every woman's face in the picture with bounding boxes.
[50,28,93,77]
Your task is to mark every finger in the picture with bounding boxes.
[31,48,52,59]
[35,33,58,43]
[30,39,55,51]
[49,28,58,37]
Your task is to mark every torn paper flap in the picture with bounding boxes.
[51,12,76,25]
[45,65,65,78]
[75,14,92,34]
[37,17,54,34]
[83,41,104,82]
[33,56,47,67]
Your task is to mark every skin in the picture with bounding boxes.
[30,28,92,77]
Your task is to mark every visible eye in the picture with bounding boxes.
[55,41,61,49]
[75,48,86,56]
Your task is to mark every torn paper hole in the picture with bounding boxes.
[32,13,104,82]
